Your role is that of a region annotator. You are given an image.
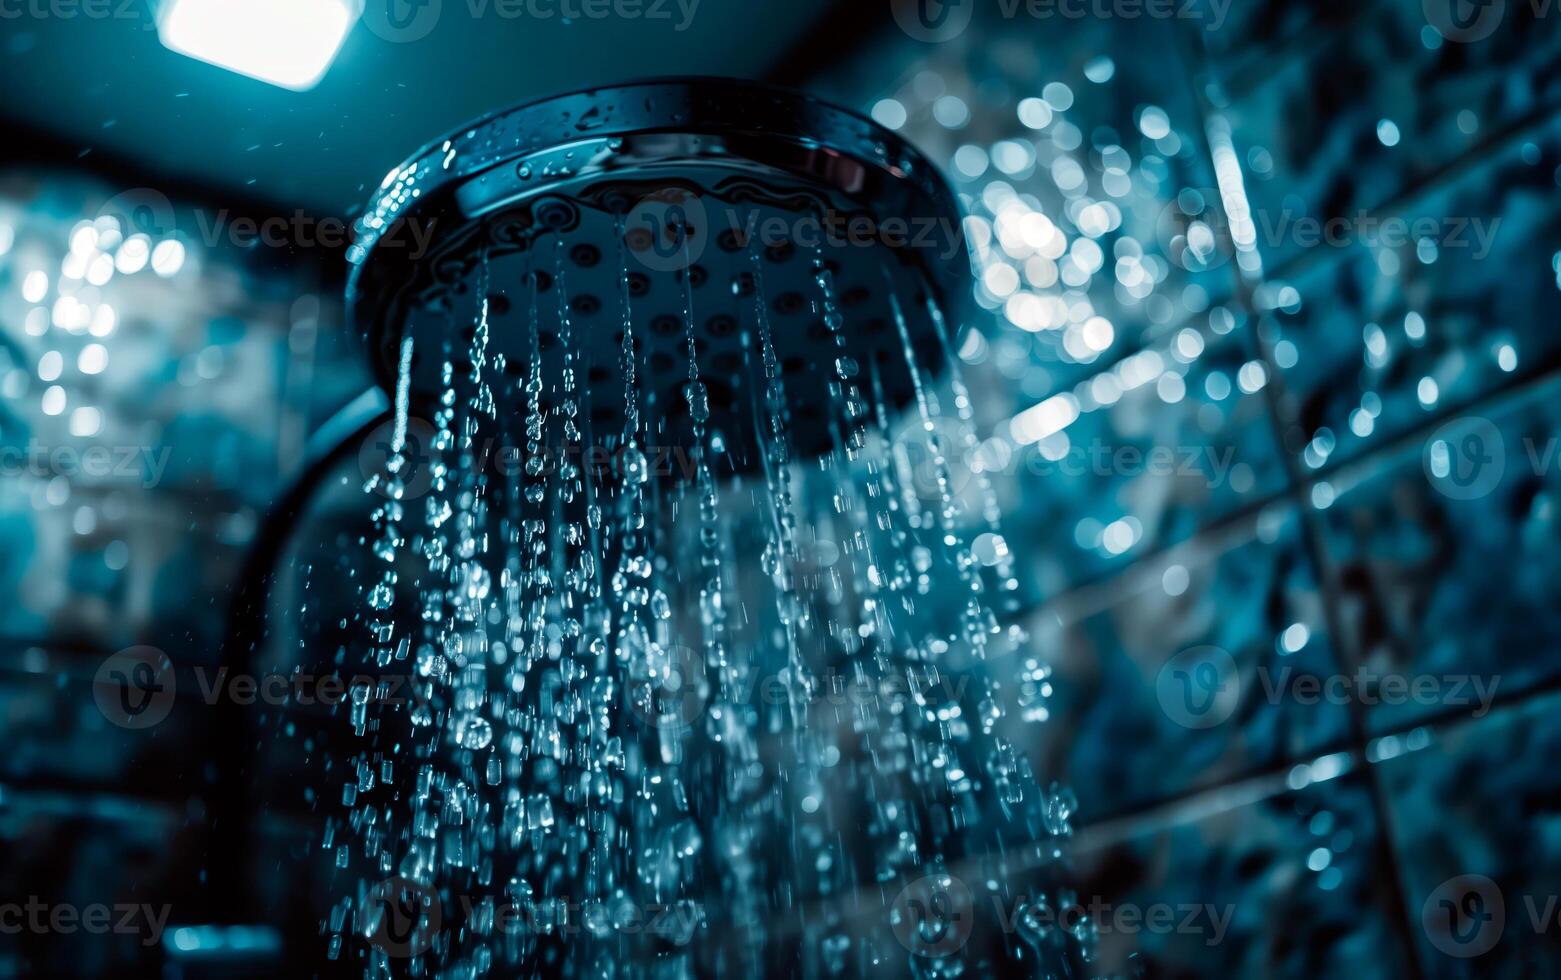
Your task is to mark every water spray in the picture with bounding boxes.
[327,77,1087,978]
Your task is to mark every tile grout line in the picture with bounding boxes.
[1068,670,1561,843]
[1171,15,1428,975]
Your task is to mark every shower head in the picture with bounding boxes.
[345,77,969,473]
[313,81,1085,980]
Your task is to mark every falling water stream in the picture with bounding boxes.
[326,230,1092,978]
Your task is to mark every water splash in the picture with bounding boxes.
[324,235,1091,979]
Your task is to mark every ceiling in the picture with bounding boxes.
[0,0,851,216]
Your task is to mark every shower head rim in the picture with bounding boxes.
[344,76,972,474]
[372,74,920,202]
[345,75,967,345]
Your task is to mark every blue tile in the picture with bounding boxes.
[1223,3,1561,271]
[996,320,1288,603]
[819,11,1234,390]
[1311,373,1561,731]
[1002,504,1350,821]
[1199,0,1366,66]
[1374,691,1561,977]
[1068,763,1413,977]
[1264,120,1561,472]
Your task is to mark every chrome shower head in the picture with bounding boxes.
[345,77,969,473]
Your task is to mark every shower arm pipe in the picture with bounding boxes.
[208,386,390,921]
